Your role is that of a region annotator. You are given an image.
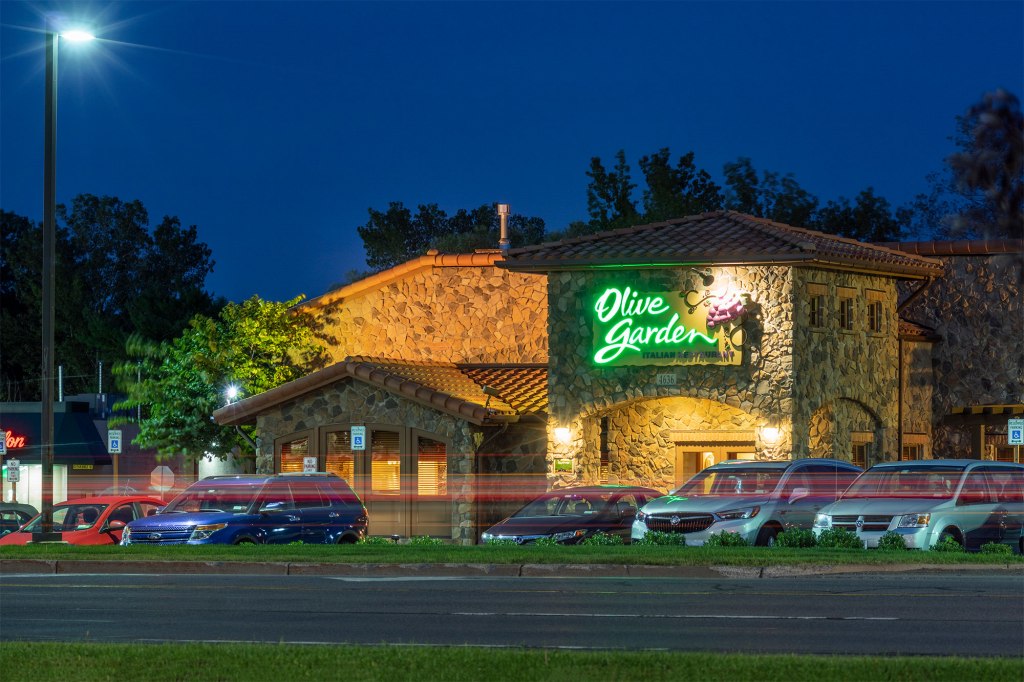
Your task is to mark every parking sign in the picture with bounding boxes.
[108,429,122,454]
[351,426,366,451]
[1009,419,1024,446]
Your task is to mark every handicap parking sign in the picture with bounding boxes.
[351,425,366,450]
[1009,419,1024,446]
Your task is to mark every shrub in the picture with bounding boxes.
[532,537,561,547]
[774,528,817,548]
[634,531,686,546]
[581,532,625,546]
[876,531,907,551]
[931,534,965,552]
[980,542,1013,556]
[407,536,445,547]
[483,538,519,547]
[357,536,396,546]
[703,531,749,548]
[816,527,865,549]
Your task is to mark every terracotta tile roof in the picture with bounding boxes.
[501,211,944,278]
[876,239,1024,256]
[898,318,940,341]
[214,357,547,427]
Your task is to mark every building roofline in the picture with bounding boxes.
[877,239,1024,256]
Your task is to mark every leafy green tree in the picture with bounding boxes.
[813,188,907,242]
[112,296,329,462]
[357,202,546,272]
[585,150,639,231]
[723,157,818,226]
[638,148,724,222]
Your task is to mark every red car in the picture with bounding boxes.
[0,495,164,546]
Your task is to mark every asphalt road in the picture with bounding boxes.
[1,571,1021,656]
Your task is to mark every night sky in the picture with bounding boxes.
[2,1,1021,303]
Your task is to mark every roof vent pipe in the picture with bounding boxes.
[497,203,511,255]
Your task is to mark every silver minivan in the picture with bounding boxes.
[813,459,1024,552]
[631,459,862,546]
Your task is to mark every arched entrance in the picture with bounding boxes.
[808,399,882,468]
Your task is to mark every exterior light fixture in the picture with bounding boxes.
[689,267,715,287]
[554,427,571,444]
[62,29,95,42]
[761,426,780,445]
[225,385,240,404]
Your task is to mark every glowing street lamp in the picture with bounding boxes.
[37,23,95,541]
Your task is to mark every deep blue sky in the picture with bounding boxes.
[2,1,1022,303]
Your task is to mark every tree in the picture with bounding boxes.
[638,148,724,222]
[585,150,639,231]
[112,296,330,462]
[723,157,818,226]
[357,202,546,272]
[0,196,223,401]
[813,188,907,242]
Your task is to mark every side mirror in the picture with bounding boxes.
[789,487,809,504]
[105,520,126,533]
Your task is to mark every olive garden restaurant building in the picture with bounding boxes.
[214,212,1020,544]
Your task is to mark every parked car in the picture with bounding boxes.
[813,459,1024,552]
[0,496,164,545]
[481,485,661,544]
[632,459,862,546]
[0,503,39,537]
[121,472,368,546]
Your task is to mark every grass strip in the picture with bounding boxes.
[1,543,1021,566]
[1,642,1020,682]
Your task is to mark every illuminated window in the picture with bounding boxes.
[371,430,401,495]
[901,444,924,461]
[867,300,882,333]
[599,416,610,484]
[325,431,355,484]
[279,436,309,473]
[839,297,854,330]
[417,438,447,496]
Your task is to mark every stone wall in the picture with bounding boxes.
[901,339,934,453]
[899,253,1024,457]
[545,266,796,487]
[791,269,900,464]
[315,266,548,364]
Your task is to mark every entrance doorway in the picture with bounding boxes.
[672,431,757,489]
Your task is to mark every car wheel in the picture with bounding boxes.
[755,525,779,547]
[234,537,256,545]
[337,534,357,544]
[937,529,963,549]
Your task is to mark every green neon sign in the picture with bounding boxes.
[591,286,746,366]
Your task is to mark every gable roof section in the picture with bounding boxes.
[500,211,944,278]
[213,357,547,427]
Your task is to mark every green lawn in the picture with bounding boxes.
[1,542,1021,565]
[1,643,1020,682]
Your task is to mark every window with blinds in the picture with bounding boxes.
[371,430,401,495]
[280,436,309,473]
[417,438,447,496]
[325,430,356,484]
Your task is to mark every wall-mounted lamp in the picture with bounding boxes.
[225,385,240,405]
[761,426,780,445]
[482,385,500,410]
[553,427,571,444]
[688,267,715,287]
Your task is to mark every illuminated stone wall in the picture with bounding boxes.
[791,269,900,464]
[315,266,548,364]
[898,252,1024,457]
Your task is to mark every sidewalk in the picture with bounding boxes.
[2,559,1021,578]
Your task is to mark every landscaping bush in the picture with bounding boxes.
[815,527,865,549]
[532,537,561,547]
[703,531,749,547]
[980,542,1013,556]
[931,534,965,552]
[774,528,817,548]
[634,531,686,546]
[407,536,446,547]
[483,538,518,547]
[581,532,625,546]
[357,536,396,546]
[876,531,907,551]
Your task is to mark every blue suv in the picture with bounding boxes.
[121,472,368,545]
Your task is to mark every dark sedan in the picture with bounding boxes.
[481,485,661,545]
[0,503,38,536]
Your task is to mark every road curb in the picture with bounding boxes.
[1,559,1021,578]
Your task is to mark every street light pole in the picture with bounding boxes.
[37,27,59,540]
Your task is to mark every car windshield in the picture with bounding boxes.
[841,466,965,499]
[20,503,109,532]
[675,468,783,496]
[512,493,615,518]
[161,484,260,514]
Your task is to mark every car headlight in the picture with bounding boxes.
[481,532,494,542]
[717,506,760,520]
[189,523,228,541]
[636,510,647,522]
[897,514,931,528]
[551,529,586,542]
[814,513,832,528]
[120,526,132,544]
